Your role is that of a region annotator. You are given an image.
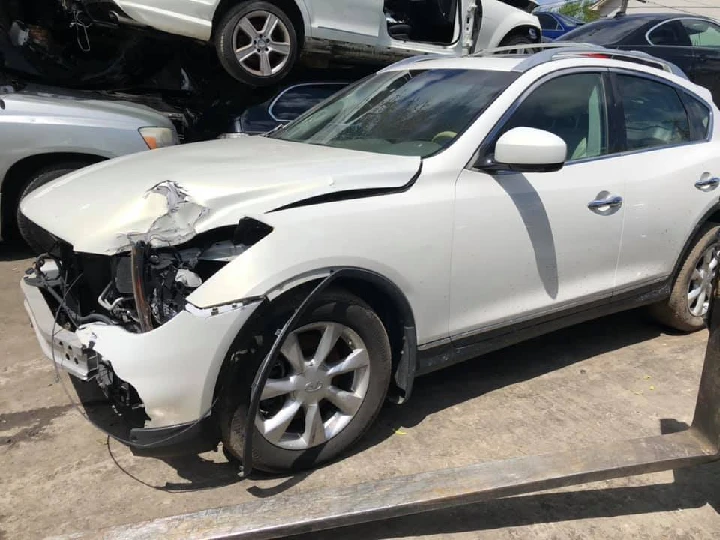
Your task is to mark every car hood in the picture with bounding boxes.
[1,84,174,129]
[20,136,421,254]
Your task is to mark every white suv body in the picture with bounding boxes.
[19,45,720,471]
[92,0,540,85]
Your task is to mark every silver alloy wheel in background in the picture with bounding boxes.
[255,322,371,450]
[688,245,718,317]
[232,10,292,77]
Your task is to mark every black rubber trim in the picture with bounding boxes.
[129,417,218,458]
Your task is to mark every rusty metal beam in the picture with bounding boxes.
[62,252,720,540]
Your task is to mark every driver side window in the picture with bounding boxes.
[494,73,609,162]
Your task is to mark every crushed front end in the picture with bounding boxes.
[21,223,267,456]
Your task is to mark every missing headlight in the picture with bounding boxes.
[99,218,273,331]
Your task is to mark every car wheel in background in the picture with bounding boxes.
[216,1,299,87]
[17,164,84,254]
[220,289,392,472]
[650,223,720,332]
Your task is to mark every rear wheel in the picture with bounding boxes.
[650,224,720,332]
[215,1,299,87]
[220,289,392,472]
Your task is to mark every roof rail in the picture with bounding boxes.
[471,42,687,79]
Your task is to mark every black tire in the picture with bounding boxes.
[215,1,299,87]
[219,288,392,473]
[649,223,720,333]
[500,32,535,47]
[17,164,85,254]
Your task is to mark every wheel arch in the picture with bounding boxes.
[498,24,542,46]
[670,203,720,284]
[212,0,307,46]
[211,267,419,416]
[0,152,105,239]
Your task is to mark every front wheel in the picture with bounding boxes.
[220,289,392,472]
[215,1,299,87]
[649,224,720,332]
[17,164,86,254]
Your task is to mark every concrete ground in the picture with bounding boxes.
[1,246,719,540]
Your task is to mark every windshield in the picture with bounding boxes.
[557,17,649,44]
[270,69,518,158]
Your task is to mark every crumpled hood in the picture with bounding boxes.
[20,136,421,254]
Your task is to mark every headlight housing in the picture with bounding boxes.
[139,127,179,149]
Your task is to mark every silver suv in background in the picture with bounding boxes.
[0,81,178,253]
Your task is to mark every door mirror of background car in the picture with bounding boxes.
[491,127,567,173]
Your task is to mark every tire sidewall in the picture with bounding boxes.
[17,165,81,253]
[656,224,720,332]
[221,290,391,472]
[216,1,299,87]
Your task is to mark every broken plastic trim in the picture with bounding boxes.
[241,270,350,478]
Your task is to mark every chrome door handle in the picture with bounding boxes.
[695,177,720,189]
[588,195,623,210]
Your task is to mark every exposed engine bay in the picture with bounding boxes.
[28,217,272,334]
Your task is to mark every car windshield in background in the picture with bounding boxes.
[270,69,518,157]
[557,17,649,44]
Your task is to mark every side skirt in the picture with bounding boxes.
[416,279,672,376]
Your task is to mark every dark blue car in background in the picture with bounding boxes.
[535,10,584,40]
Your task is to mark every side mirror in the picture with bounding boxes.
[491,127,567,173]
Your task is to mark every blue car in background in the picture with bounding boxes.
[535,10,584,40]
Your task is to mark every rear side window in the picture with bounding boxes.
[616,74,691,151]
[680,91,712,140]
[647,20,691,46]
[537,13,560,31]
[270,84,347,121]
[681,18,720,47]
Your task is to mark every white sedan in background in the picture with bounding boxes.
[20,44,720,473]
[76,0,540,85]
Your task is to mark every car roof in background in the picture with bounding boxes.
[556,12,678,43]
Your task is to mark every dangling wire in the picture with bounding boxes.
[70,8,92,53]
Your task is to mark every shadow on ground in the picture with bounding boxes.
[95,308,667,493]
[0,243,32,262]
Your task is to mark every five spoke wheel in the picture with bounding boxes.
[232,10,292,78]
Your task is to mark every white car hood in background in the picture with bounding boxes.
[20,136,421,254]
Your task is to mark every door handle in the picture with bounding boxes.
[588,195,623,210]
[695,177,720,189]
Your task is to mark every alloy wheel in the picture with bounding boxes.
[255,322,371,450]
[688,244,718,317]
[232,10,292,77]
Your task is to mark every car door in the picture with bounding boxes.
[610,71,720,293]
[679,18,720,105]
[449,71,626,344]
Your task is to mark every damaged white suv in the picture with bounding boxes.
[20,46,720,472]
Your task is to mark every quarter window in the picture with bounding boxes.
[495,73,608,162]
[681,19,720,47]
[616,74,691,151]
[680,91,712,141]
